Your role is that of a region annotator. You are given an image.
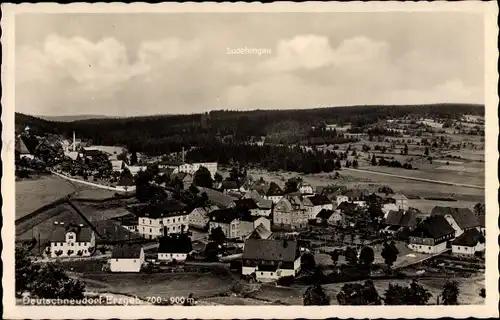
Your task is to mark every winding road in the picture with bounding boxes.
[344,168,484,189]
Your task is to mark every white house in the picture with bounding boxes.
[408,216,455,254]
[451,228,485,256]
[298,182,314,195]
[315,209,343,226]
[303,195,333,220]
[158,234,193,263]
[49,222,96,258]
[208,208,243,239]
[110,244,145,272]
[111,160,126,173]
[242,239,302,283]
[138,203,190,239]
[273,195,308,230]
[262,182,284,204]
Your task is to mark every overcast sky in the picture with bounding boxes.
[15,12,484,117]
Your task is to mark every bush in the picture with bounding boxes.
[277,276,295,286]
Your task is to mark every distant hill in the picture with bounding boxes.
[36,115,112,122]
[15,103,484,155]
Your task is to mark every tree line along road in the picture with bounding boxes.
[344,168,484,189]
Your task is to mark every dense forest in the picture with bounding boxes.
[16,103,483,156]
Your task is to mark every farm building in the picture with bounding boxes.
[246,224,273,240]
[315,209,343,226]
[390,193,409,211]
[49,222,96,258]
[158,234,193,262]
[303,194,333,220]
[430,206,479,238]
[451,228,485,257]
[234,198,260,216]
[383,209,426,234]
[208,208,271,240]
[189,205,218,230]
[260,182,285,204]
[408,216,455,254]
[110,244,145,273]
[298,181,314,195]
[242,238,302,283]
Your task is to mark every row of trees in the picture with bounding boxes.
[305,278,468,306]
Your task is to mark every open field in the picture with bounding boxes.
[16,175,77,220]
[81,272,236,300]
[247,168,484,202]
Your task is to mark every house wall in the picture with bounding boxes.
[50,232,95,258]
[110,258,142,272]
[444,214,464,238]
[158,253,188,262]
[253,217,271,231]
[255,208,272,217]
[265,195,283,204]
[138,214,190,239]
[238,220,255,239]
[408,241,447,254]
[299,186,314,194]
[209,221,232,239]
[452,242,485,256]
[189,209,209,229]
[336,196,349,206]
[396,199,409,211]
[328,212,343,226]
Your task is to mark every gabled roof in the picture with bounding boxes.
[265,182,284,196]
[158,234,192,254]
[111,244,143,259]
[336,202,358,212]
[208,208,239,224]
[248,224,273,240]
[138,202,188,219]
[343,189,364,199]
[452,228,484,247]
[117,176,135,187]
[409,215,455,239]
[51,224,93,242]
[83,149,103,157]
[385,210,421,228]
[15,136,33,155]
[431,206,479,230]
[159,167,175,177]
[257,199,273,210]
[196,187,235,208]
[235,198,259,210]
[317,209,334,220]
[309,194,332,206]
[391,193,408,201]
[242,238,298,262]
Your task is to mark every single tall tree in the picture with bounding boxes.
[441,280,460,305]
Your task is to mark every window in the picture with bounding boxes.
[149,228,152,232]
[261,272,264,275]
[270,273,273,276]
[116,259,118,261]
[68,235,74,240]
[133,260,137,262]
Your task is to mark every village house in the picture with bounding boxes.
[49,222,96,258]
[451,228,485,257]
[303,194,334,220]
[242,191,273,217]
[273,195,308,230]
[158,234,193,263]
[114,214,138,232]
[234,198,261,216]
[110,244,145,273]
[242,238,302,283]
[208,208,270,240]
[343,190,366,207]
[430,206,479,238]
[408,216,455,254]
[382,203,399,218]
[222,180,241,194]
[316,186,340,201]
[111,160,126,173]
[261,182,285,204]
[315,209,343,226]
[15,135,36,160]
[137,202,190,239]
[383,209,425,234]
[171,172,194,190]
[196,186,236,209]
[298,181,314,195]
[188,205,218,230]
[390,193,409,211]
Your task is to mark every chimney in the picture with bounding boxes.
[181,147,185,163]
[73,131,76,152]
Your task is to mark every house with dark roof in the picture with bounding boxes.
[15,136,36,160]
[315,209,343,226]
[262,182,284,204]
[273,195,308,230]
[383,209,426,234]
[431,206,479,237]
[49,222,96,259]
[171,172,193,190]
[246,224,273,240]
[110,244,145,272]
[408,216,455,254]
[303,194,334,220]
[196,186,236,209]
[242,238,301,282]
[235,198,260,216]
[158,234,193,262]
[451,228,485,256]
[137,202,190,239]
[208,207,270,240]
